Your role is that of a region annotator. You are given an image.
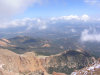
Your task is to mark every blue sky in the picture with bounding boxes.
[14,0,100,18]
[0,0,100,29]
[0,0,100,19]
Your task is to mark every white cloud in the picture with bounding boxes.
[71,29,76,32]
[0,14,98,30]
[51,15,80,21]
[84,0,100,6]
[81,29,100,42]
[60,15,80,20]
[0,0,43,18]
[50,15,89,21]
[0,18,47,30]
[81,14,90,22]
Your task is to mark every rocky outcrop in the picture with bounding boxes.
[71,59,100,75]
[52,72,66,75]
[0,49,96,75]
[0,49,48,75]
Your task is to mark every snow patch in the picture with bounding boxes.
[71,72,77,75]
[95,64,100,69]
[87,64,100,71]
[0,64,5,69]
[87,66,94,71]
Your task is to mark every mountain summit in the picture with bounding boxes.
[0,49,96,75]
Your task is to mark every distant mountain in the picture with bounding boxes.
[0,36,78,55]
[0,22,100,57]
[0,36,45,54]
[0,36,100,57]
[0,38,10,47]
[0,49,96,75]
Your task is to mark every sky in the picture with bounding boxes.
[26,0,100,18]
[0,0,100,19]
[0,0,100,28]
[13,0,100,18]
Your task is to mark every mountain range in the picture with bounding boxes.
[0,48,98,75]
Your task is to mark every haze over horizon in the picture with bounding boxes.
[0,0,100,42]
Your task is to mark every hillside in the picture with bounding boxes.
[43,50,95,74]
[0,36,79,55]
[0,49,96,75]
[0,36,99,58]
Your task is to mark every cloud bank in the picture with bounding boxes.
[0,14,100,31]
[0,14,91,29]
[50,14,90,22]
[81,29,100,42]
[0,18,47,30]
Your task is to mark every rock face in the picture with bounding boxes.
[0,49,47,75]
[0,49,96,75]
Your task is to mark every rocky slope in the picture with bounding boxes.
[71,59,100,75]
[0,48,48,75]
[0,48,96,75]
[43,50,95,74]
